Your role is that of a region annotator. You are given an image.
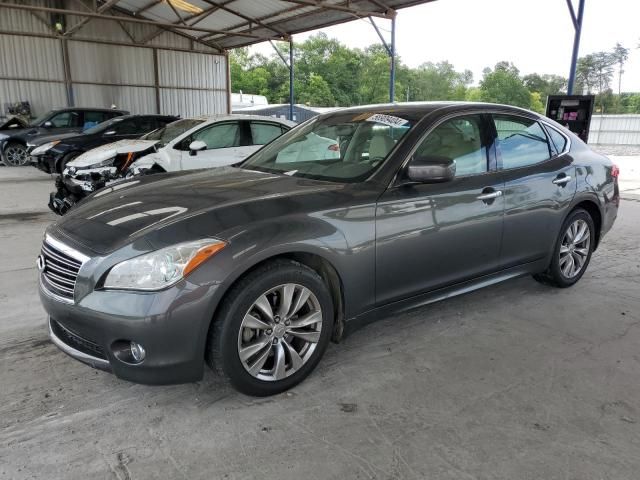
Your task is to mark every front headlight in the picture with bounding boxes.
[86,157,116,169]
[103,239,227,291]
[31,140,60,156]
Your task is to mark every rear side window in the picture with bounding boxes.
[494,115,551,169]
[111,119,138,135]
[545,125,568,154]
[414,115,488,176]
[250,122,284,145]
[134,117,158,133]
[192,122,241,149]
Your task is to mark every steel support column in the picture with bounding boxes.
[289,38,294,121]
[389,14,396,102]
[369,10,397,103]
[566,0,586,95]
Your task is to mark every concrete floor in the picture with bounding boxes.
[1,163,639,480]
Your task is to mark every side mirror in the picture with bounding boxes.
[406,155,456,183]
[103,130,116,136]
[189,140,207,156]
[43,121,53,128]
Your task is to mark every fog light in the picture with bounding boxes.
[130,342,146,362]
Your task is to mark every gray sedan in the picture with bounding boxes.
[38,102,619,396]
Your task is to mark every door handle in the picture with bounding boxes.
[477,190,503,201]
[552,175,572,185]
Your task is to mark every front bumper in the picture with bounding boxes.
[40,275,221,385]
[30,153,56,173]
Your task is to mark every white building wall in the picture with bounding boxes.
[589,115,640,146]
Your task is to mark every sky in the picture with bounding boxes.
[251,0,640,93]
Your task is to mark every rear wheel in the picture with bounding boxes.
[533,208,594,288]
[207,259,334,396]
[4,142,28,166]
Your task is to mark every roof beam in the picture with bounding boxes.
[199,0,287,36]
[201,0,391,43]
[65,0,122,36]
[0,3,282,41]
[281,1,392,19]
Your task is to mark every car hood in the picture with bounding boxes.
[51,167,344,254]
[71,140,159,167]
[30,132,83,146]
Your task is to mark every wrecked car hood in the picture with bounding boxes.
[50,167,343,254]
[0,116,29,131]
[71,140,159,167]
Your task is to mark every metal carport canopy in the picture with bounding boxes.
[100,0,437,50]
[0,1,435,50]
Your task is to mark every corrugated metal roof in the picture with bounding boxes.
[0,1,436,51]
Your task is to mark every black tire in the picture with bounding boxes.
[4,142,28,166]
[57,152,80,173]
[207,259,334,396]
[533,208,595,288]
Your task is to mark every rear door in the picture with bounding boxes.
[375,113,505,304]
[248,121,288,156]
[180,121,245,169]
[492,114,576,268]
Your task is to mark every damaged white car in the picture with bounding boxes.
[49,115,295,215]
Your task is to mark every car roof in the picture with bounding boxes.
[316,101,541,122]
[186,114,296,127]
[49,107,129,113]
[108,114,179,120]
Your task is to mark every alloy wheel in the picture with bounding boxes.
[4,144,28,166]
[237,283,323,382]
[559,219,591,278]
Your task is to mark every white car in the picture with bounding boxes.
[69,114,296,175]
[50,115,295,215]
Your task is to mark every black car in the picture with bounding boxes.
[0,107,128,166]
[39,102,618,396]
[30,114,178,174]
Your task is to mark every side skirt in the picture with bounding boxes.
[343,259,547,338]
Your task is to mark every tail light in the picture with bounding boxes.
[328,144,339,152]
[611,164,620,179]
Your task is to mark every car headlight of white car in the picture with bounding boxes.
[31,140,60,156]
[84,157,117,170]
[103,239,227,291]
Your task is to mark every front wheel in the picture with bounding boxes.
[4,142,29,166]
[533,208,595,288]
[57,152,80,173]
[207,259,334,396]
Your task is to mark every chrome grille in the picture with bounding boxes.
[40,236,86,301]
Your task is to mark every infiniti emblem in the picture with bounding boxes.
[36,254,45,272]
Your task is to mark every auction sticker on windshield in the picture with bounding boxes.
[365,113,409,127]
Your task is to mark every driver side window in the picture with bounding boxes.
[414,115,488,176]
[49,111,81,128]
[191,122,241,150]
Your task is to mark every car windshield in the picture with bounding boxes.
[83,117,124,134]
[240,111,414,183]
[143,118,204,147]
[30,111,53,127]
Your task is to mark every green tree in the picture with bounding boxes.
[407,61,472,101]
[478,62,531,108]
[612,42,630,95]
[523,73,566,106]
[297,73,335,106]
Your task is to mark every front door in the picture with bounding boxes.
[180,121,247,170]
[492,114,577,268]
[375,114,505,304]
